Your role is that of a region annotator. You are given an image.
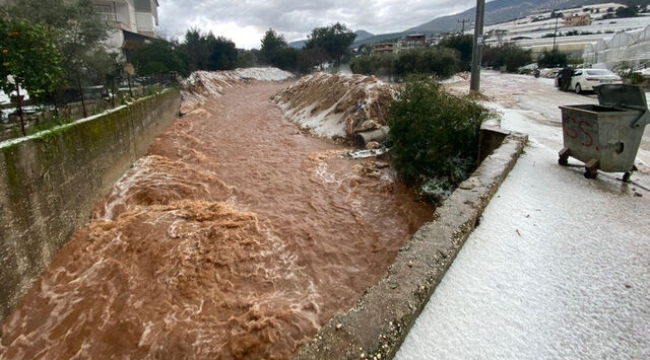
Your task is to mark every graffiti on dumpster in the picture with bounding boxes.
[563,115,597,150]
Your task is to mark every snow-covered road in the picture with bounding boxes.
[395,72,650,360]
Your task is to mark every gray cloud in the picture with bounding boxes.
[158,0,477,49]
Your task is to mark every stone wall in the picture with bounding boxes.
[0,89,180,321]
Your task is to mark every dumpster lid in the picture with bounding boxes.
[595,84,648,111]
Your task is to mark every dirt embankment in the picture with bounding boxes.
[272,73,395,142]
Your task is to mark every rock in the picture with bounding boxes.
[366,142,381,150]
[374,161,389,169]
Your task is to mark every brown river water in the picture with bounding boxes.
[0,81,432,359]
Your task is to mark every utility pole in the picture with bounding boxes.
[458,18,471,33]
[470,0,485,93]
[552,14,560,50]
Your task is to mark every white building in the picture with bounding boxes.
[92,0,160,59]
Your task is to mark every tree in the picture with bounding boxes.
[304,23,356,66]
[350,53,398,77]
[179,28,238,71]
[438,34,473,71]
[297,47,328,73]
[207,35,237,71]
[0,18,63,134]
[237,49,256,68]
[180,28,211,71]
[130,39,189,76]
[259,28,288,66]
[7,0,111,107]
[393,48,460,78]
[537,49,567,68]
[615,5,638,17]
[273,47,299,71]
[482,43,532,72]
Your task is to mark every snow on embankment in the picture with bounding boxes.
[180,67,294,114]
[272,73,394,141]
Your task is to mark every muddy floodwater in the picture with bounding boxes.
[0,81,432,359]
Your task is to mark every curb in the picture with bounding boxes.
[294,132,528,360]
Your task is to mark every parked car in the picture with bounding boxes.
[556,68,623,93]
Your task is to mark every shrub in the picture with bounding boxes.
[393,48,460,79]
[537,49,568,68]
[349,53,397,77]
[482,43,532,72]
[437,34,473,71]
[387,77,489,192]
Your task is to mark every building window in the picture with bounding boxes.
[134,0,152,11]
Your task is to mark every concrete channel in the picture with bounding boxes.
[294,130,528,360]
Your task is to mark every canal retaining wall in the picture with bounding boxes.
[294,130,528,360]
[0,89,181,321]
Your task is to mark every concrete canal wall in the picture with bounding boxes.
[0,89,181,321]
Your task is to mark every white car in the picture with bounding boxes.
[567,69,623,93]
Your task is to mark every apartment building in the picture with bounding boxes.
[0,0,159,63]
[402,34,427,51]
[563,14,592,27]
[92,0,159,59]
[373,43,395,55]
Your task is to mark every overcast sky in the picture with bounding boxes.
[157,0,479,49]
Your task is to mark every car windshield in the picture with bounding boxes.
[585,70,613,76]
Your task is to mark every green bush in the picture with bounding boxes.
[437,34,473,71]
[537,49,568,68]
[351,49,460,79]
[387,77,489,190]
[349,53,397,76]
[482,43,532,72]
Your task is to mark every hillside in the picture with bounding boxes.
[352,0,613,47]
[408,0,612,33]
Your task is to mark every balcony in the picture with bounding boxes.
[96,12,126,26]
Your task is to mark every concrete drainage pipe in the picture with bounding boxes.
[355,126,389,148]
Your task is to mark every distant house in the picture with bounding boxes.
[563,14,592,27]
[373,43,396,55]
[403,34,427,51]
[92,0,160,59]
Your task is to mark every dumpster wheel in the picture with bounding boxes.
[558,148,570,166]
[622,172,631,182]
[622,166,638,183]
[584,159,599,179]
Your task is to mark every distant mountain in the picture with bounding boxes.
[406,0,610,34]
[353,0,612,47]
[354,30,374,41]
[288,39,306,49]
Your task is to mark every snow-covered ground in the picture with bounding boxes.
[481,2,650,59]
[395,72,650,360]
[0,91,8,105]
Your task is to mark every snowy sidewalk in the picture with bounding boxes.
[396,75,650,359]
